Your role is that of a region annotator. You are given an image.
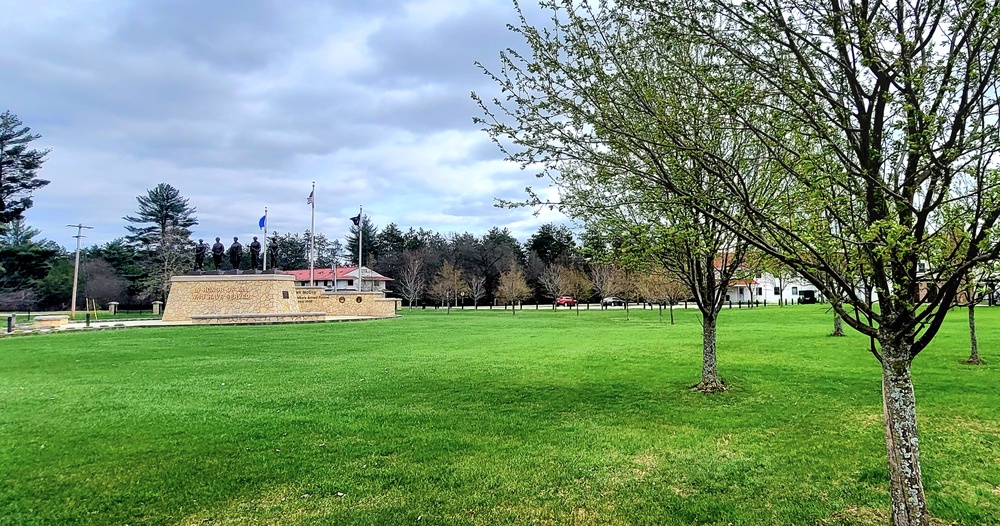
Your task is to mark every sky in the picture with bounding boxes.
[2,0,566,250]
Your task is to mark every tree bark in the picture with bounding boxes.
[832,312,845,336]
[693,315,726,392]
[881,354,930,526]
[669,303,674,325]
[967,304,983,365]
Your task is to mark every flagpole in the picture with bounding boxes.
[358,204,363,271]
[310,181,315,286]
[262,207,268,271]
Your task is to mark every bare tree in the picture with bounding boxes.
[467,274,487,309]
[496,264,531,315]
[637,269,689,325]
[538,263,562,307]
[477,0,1000,519]
[960,261,995,365]
[636,271,668,318]
[397,251,425,310]
[430,261,469,313]
[557,267,592,315]
[663,278,689,326]
[82,258,128,307]
[590,264,624,306]
[762,259,797,307]
[730,251,766,307]
[144,227,192,302]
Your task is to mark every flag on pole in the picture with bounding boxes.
[309,183,316,285]
[262,207,268,271]
[355,205,363,269]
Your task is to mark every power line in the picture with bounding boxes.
[67,223,94,319]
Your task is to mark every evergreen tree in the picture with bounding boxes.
[34,258,74,309]
[0,217,41,246]
[345,216,378,266]
[525,223,576,265]
[374,223,406,278]
[123,183,197,301]
[479,227,524,302]
[272,232,307,270]
[0,111,50,224]
[0,218,62,293]
[123,183,198,250]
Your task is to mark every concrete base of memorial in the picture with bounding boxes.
[295,287,400,317]
[162,274,305,323]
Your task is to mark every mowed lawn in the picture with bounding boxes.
[1,305,997,525]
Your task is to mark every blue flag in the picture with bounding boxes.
[350,214,361,226]
[259,215,266,230]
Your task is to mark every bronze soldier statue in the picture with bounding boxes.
[249,236,262,271]
[267,233,279,270]
[211,237,225,270]
[194,239,208,271]
[228,237,244,271]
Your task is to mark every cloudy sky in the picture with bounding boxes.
[3,0,565,249]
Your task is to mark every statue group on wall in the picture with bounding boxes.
[191,232,281,274]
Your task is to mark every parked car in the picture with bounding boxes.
[555,296,577,306]
[601,296,625,307]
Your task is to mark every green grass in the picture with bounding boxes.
[5,311,161,323]
[1,305,997,525]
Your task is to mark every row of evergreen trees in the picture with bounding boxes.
[0,110,633,310]
[1,179,626,310]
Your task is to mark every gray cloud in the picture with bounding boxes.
[4,0,567,250]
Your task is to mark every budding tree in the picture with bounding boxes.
[476,0,1000,522]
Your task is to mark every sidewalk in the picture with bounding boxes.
[0,314,398,336]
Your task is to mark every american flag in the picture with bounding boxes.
[306,190,314,205]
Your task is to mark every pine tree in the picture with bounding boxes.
[346,216,378,266]
[0,111,50,224]
[123,183,198,250]
[123,183,197,300]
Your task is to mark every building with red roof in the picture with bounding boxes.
[283,266,392,291]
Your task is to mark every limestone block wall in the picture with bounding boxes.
[163,274,301,322]
[33,315,69,328]
[295,287,399,317]
[191,312,326,325]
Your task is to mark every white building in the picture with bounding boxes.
[284,266,392,292]
[726,273,823,305]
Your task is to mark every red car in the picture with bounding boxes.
[555,296,577,306]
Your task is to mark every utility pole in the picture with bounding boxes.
[67,223,94,319]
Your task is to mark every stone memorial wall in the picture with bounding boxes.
[162,274,302,322]
[295,287,399,317]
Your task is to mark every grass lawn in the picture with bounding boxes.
[0,305,997,525]
[5,311,162,324]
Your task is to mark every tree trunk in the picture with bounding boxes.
[967,304,983,365]
[669,304,674,325]
[693,315,726,392]
[832,312,845,336]
[881,354,930,526]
